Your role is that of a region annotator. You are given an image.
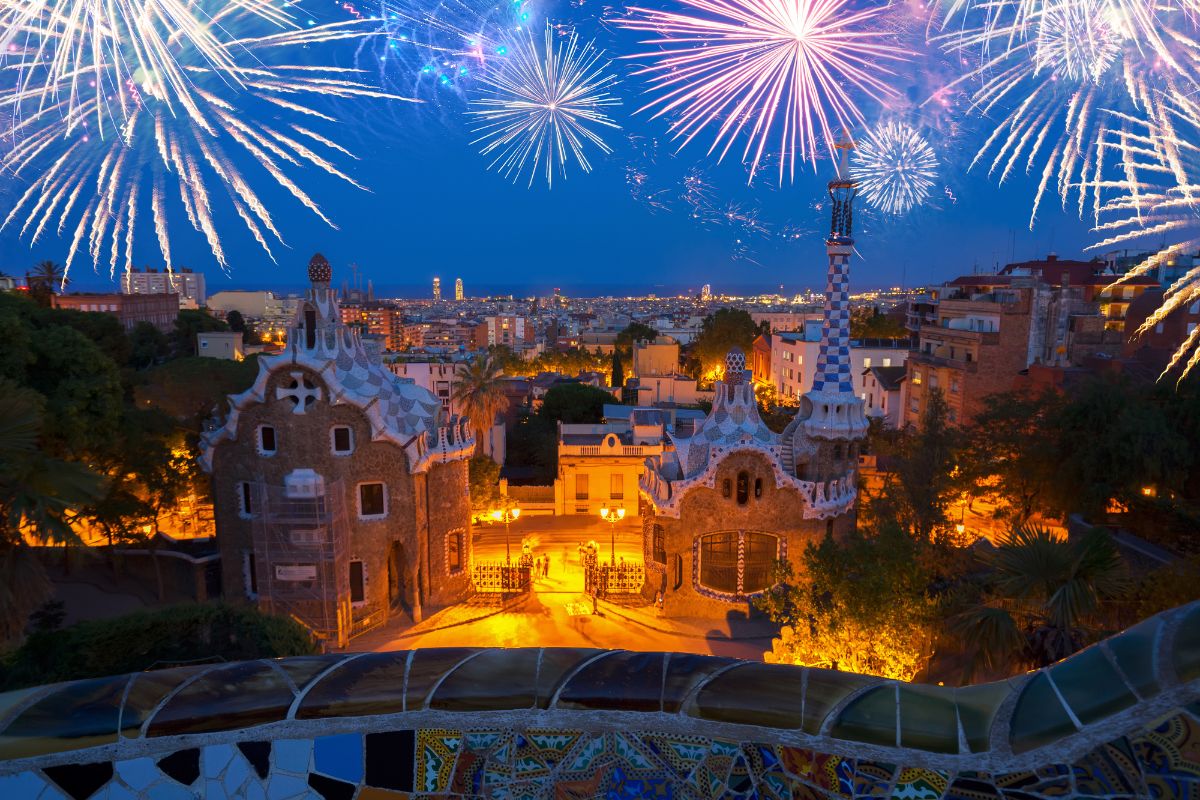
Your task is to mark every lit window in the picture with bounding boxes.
[736,471,749,505]
[863,357,872,368]
[697,531,778,596]
[258,426,277,455]
[575,474,589,501]
[911,370,922,386]
[331,426,354,455]
[447,531,463,574]
[883,358,892,367]
[358,482,387,518]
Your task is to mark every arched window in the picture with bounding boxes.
[754,478,763,499]
[698,532,739,593]
[736,471,749,505]
[697,531,779,597]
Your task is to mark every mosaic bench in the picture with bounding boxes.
[0,601,1196,799]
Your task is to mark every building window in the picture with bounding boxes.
[447,531,463,574]
[575,474,589,501]
[722,478,731,498]
[610,473,624,500]
[754,478,763,499]
[358,482,387,519]
[883,358,892,367]
[910,396,920,413]
[950,377,960,394]
[349,560,366,605]
[965,351,974,363]
[653,524,666,564]
[243,551,258,599]
[736,472,749,505]
[698,532,739,593]
[862,357,872,368]
[929,374,939,389]
[237,482,255,518]
[331,426,354,455]
[948,408,958,423]
[258,425,277,455]
[911,370,922,386]
[697,531,779,597]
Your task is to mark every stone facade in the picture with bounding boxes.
[200,254,473,647]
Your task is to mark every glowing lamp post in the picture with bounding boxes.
[598,506,625,565]
[489,502,521,565]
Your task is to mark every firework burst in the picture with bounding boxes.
[0,1,408,282]
[618,0,911,183]
[933,0,1200,228]
[850,121,939,215]
[469,21,621,188]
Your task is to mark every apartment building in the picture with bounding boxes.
[753,324,908,403]
[121,267,206,307]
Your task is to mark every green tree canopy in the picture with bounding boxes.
[690,308,762,378]
[539,382,612,424]
[171,309,228,357]
[128,322,170,369]
[611,350,625,392]
[134,356,260,432]
[0,603,317,690]
[615,321,658,351]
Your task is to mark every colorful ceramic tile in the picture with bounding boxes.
[778,746,852,797]
[890,767,948,800]
[415,728,461,792]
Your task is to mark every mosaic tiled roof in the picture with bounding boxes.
[659,349,779,481]
[199,263,471,472]
[0,602,1196,799]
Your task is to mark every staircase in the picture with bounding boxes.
[779,418,799,475]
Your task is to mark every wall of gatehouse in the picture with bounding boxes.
[641,450,855,618]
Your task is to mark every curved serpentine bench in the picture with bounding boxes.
[0,601,1196,799]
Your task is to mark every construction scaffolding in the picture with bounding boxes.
[251,474,351,649]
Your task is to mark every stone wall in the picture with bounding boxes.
[0,602,1196,799]
[642,450,854,617]
[210,366,471,624]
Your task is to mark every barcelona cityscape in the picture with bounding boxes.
[0,0,1199,798]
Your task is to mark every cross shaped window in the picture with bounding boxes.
[277,372,321,414]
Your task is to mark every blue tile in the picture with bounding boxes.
[273,739,312,775]
[115,758,158,792]
[0,772,47,797]
[223,752,252,795]
[202,744,235,779]
[265,772,308,800]
[314,733,363,784]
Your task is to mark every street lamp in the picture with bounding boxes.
[489,501,520,564]
[598,506,625,565]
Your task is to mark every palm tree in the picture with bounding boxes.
[0,382,106,642]
[949,525,1127,678]
[28,260,67,292]
[452,354,508,459]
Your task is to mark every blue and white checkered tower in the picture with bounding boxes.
[797,132,868,448]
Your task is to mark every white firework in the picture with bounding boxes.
[469,22,621,188]
[850,122,939,215]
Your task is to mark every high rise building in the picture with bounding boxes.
[120,267,206,307]
[433,277,442,302]
[700,284,712,302]
[455,278,464,301]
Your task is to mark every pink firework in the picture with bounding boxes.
[619,0,910,182]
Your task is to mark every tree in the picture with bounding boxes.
[128,322,170,369]
[26,326,124,457]
[225,309,246,333]
[36,305,132,368]
[28,260,66,292]
[755,523,937,681]
[615,321,658,352]
[868,389,962,541]
[0,603,317,690]
[0,381,107,643]
[1044,377,1190,520]
[949,525,1127,678]
[690,308,760,379]
[170,309,228,357]
[960,390,1063,525]
[133,356,260,432]
[468,454,502,516]
[539,382,611,424]
[611,350,625,393]
[452,354,509,458]
[850,306,908,339]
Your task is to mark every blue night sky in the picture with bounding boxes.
[0,0,1124,297]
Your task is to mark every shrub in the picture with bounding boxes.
[1,603,317,690]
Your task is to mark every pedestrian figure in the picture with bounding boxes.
[535,556,542,577]
[544,554,550,577]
